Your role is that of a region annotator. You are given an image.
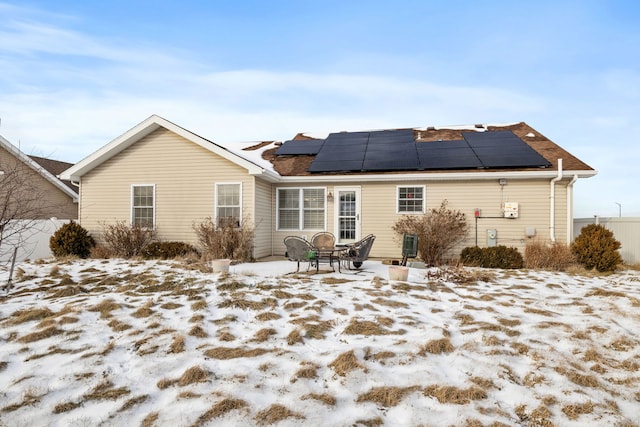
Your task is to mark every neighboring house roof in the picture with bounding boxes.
[59,115,280,183]
[0,134,79,201]
[261,122,596,182]
[28,155,77,193]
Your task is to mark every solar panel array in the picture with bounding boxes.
[274,129,550,172]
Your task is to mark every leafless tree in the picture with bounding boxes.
[0,149,68,261]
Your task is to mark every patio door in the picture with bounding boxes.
[334,186,361,244]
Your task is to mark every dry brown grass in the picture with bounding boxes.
[301,392,336,406]
[189,325,208,338]
[141,411,159,427]
[7,307,54,325]
[178,366,209,386]
[423,384,487,404]
[191,299,207,311]
[254,404,305,425]
[195,398,249,424]
[287,329,303,345]
[251,328,277,343]
[132,300,155,318]
[555,367,601,388]
[83,380,130,401]
[343,319,404,336]
[119,394,149,412]
[108,319,132,332]
[169,335,185,353]
[87,299,120,319]
[52,400,82,413]
[217,330,236,342]
[291,362,319,382]
[218,297,275,311]
[370,297,409,308]
[47,286,88,299]
[328,350,366,376]
[354,417,384,427]
[418,337,455,355]
[562,401,595,420]
[356,386,420,407]
[255,312,281,321]
[203,346,271,360]
[17,326,64,343]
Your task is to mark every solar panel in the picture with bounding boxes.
[308,160,364,172]
[275,139,324,155]
[463,131,551,168]
[417,147,483,169]
[362,157,420,170]
[301,129,550,173]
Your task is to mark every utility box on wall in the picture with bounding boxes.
[487,229,497,247]
[504,202,519,218]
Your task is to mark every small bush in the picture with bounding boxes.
[525,240,576,271]
[460,245,523,269]
[193,217,254,262]
[571,224,622,272]
[49,221,95,258]
[101,221,155,258]
[392,200,468,266]
[141,241,199,259]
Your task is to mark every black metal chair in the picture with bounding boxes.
[284,236,317,272]
[340,234,375,270]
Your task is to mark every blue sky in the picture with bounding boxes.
[1,0,639,217]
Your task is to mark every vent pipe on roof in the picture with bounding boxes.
[549,159,563,242]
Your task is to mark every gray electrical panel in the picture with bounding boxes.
[487,229,497,247]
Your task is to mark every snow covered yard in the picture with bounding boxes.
[0,258,639,427]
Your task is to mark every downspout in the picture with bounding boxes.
[549,159,563,242]
[566,174,578,244]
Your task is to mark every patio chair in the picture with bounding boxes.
[311,232,335,250]
[284,236,318,272]
[340,234,376,270]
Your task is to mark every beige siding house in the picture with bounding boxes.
[60,115,595,261]
[0,135,78,220]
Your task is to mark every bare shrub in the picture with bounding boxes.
[193,216,254,262]
[525,240,576,271]
[392,200,468,266]
[101,221,155,258]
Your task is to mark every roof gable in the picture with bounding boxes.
[59,115,279,182]
[0,134,79,201]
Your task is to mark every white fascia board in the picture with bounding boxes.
[59,115,274,182]
[0,134,79,200]
[277,169,597,183]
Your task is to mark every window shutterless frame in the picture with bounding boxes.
[215,182,242,227]
[131,184,156,229]
[396,185,425,214]
[276,187,326,231]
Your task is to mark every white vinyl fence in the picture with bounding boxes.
[574,217,640,265]
[0,219,70,263]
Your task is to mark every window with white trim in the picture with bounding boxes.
[397,186,424,213]
[277,187,325,230]
[216,183,241,226]
[132,184,155,228]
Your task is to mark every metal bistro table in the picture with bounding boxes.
[312,247,343,273]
